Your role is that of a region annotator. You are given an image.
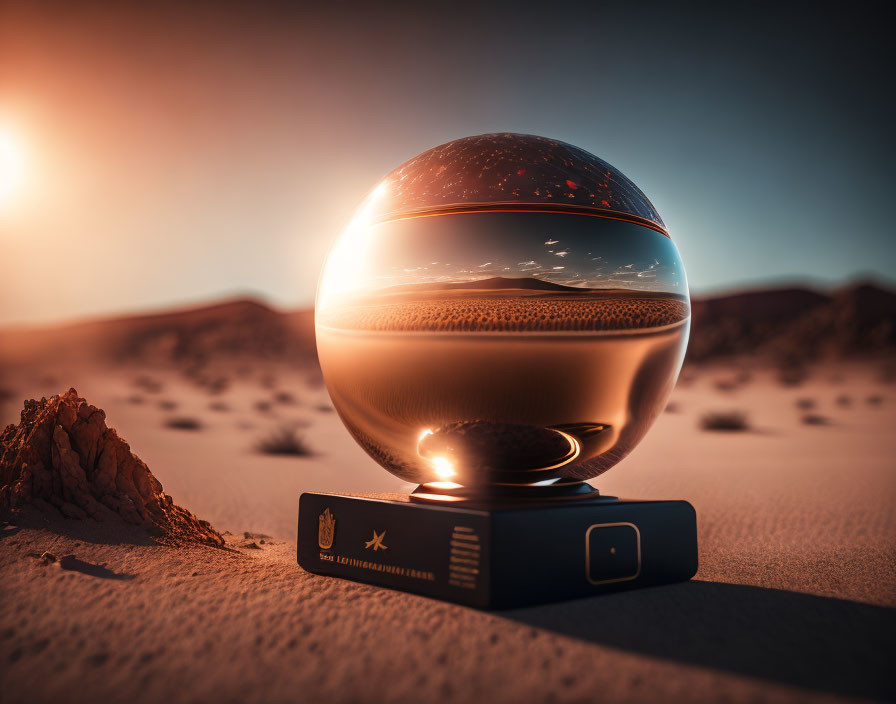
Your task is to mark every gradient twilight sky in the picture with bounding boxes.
[0,1,893,325]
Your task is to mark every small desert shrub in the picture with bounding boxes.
[676,367,697,386]
[259,374,277,390]
[777,366,808,387]
[209,401,230,412]
[255,427,312,456]
[867,394,884,406]
[133,375,163,393]
[0,387,16,401]
[315,403,335,413]
[699,410,749,432]
[164,416,202,431]
[254,400,273,414]
[795,398,817,410]
[126,394,144,405]
[183,364,205,381]
[305,370,325,389]
[801,414,830,426]
[713,379,738,393]
[273,390,297,405]
[664,401,681,413]
[205,376,230,395]
[157,399,178,411]
[835,394,852,408]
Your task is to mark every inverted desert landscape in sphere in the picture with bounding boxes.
[319,284,691,333]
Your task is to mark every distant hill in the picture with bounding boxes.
[0,298,316,369]
[687,281,896,363]
[386,276,590,293]
[378,276,688,300]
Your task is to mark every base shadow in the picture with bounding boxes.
[503,580,895,701]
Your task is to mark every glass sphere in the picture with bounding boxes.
[316,133,689,496]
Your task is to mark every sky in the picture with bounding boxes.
[0,0,893,326]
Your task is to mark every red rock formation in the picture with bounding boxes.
[0,388,223,546]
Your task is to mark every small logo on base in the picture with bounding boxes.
[318,508,336,549]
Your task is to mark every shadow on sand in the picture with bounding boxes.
[56,554,136,580]
[503,580,895,701]
[3,509,158,547]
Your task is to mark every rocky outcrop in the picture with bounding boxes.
[0,389,223,546]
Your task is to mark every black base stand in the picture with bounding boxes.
[298,491,697,609]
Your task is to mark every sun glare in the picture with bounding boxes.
[316,181,389,309]
[0,127,27,212]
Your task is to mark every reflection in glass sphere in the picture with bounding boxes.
[316,134,689,499]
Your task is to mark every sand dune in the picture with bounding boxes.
[0,298,315,369]
[688,281,896,362]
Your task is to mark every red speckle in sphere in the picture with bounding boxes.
[369,134,667,234]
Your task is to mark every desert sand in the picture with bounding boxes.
[2,286,895,703]
[2,358,894,704]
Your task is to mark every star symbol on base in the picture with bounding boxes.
[364,530,388,551]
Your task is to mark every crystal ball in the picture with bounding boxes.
[316,133,689,496]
